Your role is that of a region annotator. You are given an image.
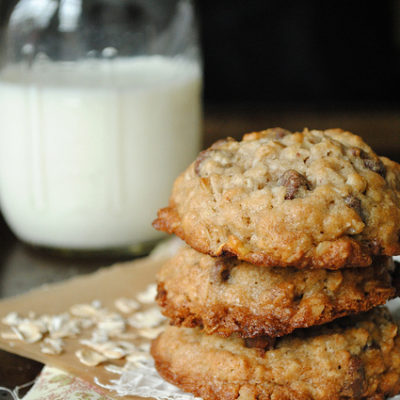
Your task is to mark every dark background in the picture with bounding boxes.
[1,0,400,108]
[197,1,400,108]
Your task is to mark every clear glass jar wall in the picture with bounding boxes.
[0,0,202,255]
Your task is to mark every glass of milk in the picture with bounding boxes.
[0,0,202,255]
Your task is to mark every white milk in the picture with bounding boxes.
[0,57,201,250]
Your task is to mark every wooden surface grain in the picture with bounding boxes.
[204,106,400,160]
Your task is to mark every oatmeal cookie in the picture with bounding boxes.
[157,247,398,338]
[153,128,400,269]
[151,307,400,400]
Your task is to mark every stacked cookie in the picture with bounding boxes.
[151,128,400,399]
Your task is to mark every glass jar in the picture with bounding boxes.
[0,0,202,256]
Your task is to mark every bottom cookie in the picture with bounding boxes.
[151,307,400,400]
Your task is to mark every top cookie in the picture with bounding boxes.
[153,128,400,269]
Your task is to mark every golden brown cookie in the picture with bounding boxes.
[151,307,400,400]
[157,247,398,338]
[153,128,400,269]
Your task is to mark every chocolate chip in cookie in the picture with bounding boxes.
[278,169,311,200]
[344,195,365,222]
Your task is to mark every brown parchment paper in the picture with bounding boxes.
[0,255,166,399]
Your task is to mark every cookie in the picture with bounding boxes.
[157,247,398,338]
[151,307,400,400]
[153,128,400,269]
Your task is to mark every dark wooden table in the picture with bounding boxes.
[0,107,399,393]
[204,106,400,159]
